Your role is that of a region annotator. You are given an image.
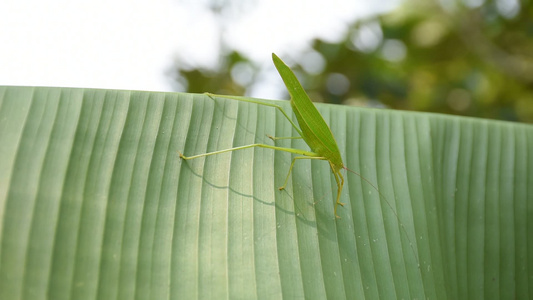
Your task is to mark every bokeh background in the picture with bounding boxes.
[2,0,531,122]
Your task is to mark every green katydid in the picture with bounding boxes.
[179,53,366,218]
[180,53,346,218]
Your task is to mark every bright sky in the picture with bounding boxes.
[0,0,401,97]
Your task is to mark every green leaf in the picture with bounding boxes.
[0,86,531,299]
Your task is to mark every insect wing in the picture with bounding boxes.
[272,53,343,169]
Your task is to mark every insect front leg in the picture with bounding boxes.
[331,168,345,219]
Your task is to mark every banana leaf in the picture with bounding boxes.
[0,86,531,299]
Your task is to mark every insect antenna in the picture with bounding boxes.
[343,166,420,268]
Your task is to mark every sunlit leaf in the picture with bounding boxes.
[0,86,531,299]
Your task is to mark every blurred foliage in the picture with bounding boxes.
[173,0,533,122]
[172,51,251,96]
